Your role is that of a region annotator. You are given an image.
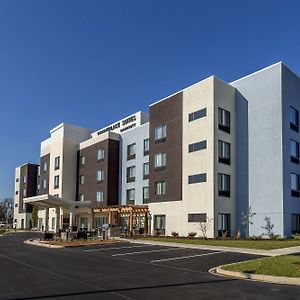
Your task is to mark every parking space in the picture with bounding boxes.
[2,233,300,300]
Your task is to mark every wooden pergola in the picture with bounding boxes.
[93,205,149,235]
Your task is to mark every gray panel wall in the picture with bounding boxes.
[231,63,284,236]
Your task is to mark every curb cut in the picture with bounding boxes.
[210,265,300,286]
[24,239,64,249]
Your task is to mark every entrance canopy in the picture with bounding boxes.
[24,194,91,208]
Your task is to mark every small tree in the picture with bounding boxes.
[31,206,38,228]
[241,206,256,238]
[199,217,213,239]
[261,216,274,238]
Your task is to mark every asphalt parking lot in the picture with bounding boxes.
[1,232,300,300]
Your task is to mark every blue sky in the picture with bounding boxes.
[0,0,300,199]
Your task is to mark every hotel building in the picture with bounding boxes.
[13,62,300,238]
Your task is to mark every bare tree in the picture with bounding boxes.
[241,206,256,238]
[199,217,213,239]
[0,198,13,224]
[261,216,274,238]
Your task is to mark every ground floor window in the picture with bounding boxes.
[154,215,166,235]
[292,214,300,234]
[94,216,108,228]
[80,217,88,229]
[38,218,43,229]
[218,213,231,237]
[51,217,55,230]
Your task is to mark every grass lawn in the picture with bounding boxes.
[223,255,300,277]
[137,237,300,250]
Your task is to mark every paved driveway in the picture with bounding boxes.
[1,232,300,299]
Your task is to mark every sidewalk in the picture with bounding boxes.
[121,238,300,257]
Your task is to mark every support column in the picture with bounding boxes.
[144,212,148,235]
[87,209,92,231]
[129,208,133,236]
[69,206,75,228]
[55,207,60,233]
[45,208,49,232]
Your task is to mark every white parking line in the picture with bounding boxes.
[112,248,182,256]
[84,244,154,253]
[150,251,221,263]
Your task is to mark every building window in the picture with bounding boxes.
[79,175,85,185]
[218,108,230,133]
[154,124,167,143]
[127,143,136,160]
[53,194,59,197]
[154,215,166,235]
[155,181,166,196]
[94,216,108,228]
[126,166,136,183]
[188,213,207,222]
[23,189,27,197]
[80,155,85,166]
[15,191,18,195]
[96,170,104,182]
[143,186,149,203]
[43,161,48,172]
[218,213,231,237]
[292,214,300,234]
[96,191,104,203]
[290,106,299,131]
[188,108,207,122]
[79,194,85,202]
[22,176,27,184]
[291,139,299,164]
[154,153,166,170]
[37,166,40,176]
[97,148,105,161]
[291,173,300,197]
[54,175,59,189]
[80,217,88,229]
[218,140,231,165]
[51,217,55,230]
[188,174,207,184]
[143,162,149,179]
[218,173,230,197]
[188,140,206,153]
[54,156,60,170]
[15,203,18,208]
[42,179,47,189]
[126,188,135,205]
[144,139,150,156]
[16,178,19,183]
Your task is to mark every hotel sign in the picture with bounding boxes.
[97,115,137,135]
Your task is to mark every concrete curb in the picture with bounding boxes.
[210,265,300,286]
[24,239,64,249]
[120,238,279,256]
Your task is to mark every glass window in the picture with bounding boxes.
[94,216,108,228]
[43,161,47,172]
[218,173,230,197]
[291,139,299,163]
[42,179,47,189]
[218,213,231,237]
[291,173,299,197]
[79,194,84,202]
[154,124,167,142]
[189,140,206,153]
[143,162,149,177]
[154,215,166,235]
[51,217,55,230]
[126,188,135,205]
[80,217,88,229]
[155,153,166,168]
[143,186,149,202]
[22,176,27,184]
[96,170,104,182]
[290,106,299,131]
[127,166,135,182]
[218,140,231,165]
[188,174,207,184]
[79,175,85,185]
[218,108,230,133]
[54,156,60,170]
[96,191,104,203]
[144,139,150,155]
[292,214,300,234]
[54,175,59,189]
[155,181,166,196]
[188,108,207,122]
[188,213,207,222]
[23,189,26,197]
[97,148,105,161]
[37,166,40,176]
[127,143,136,160]
[80,156,85,166]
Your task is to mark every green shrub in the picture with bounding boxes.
[0,229,5,234]
[171,231,179,238]
[291,233,300,240]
